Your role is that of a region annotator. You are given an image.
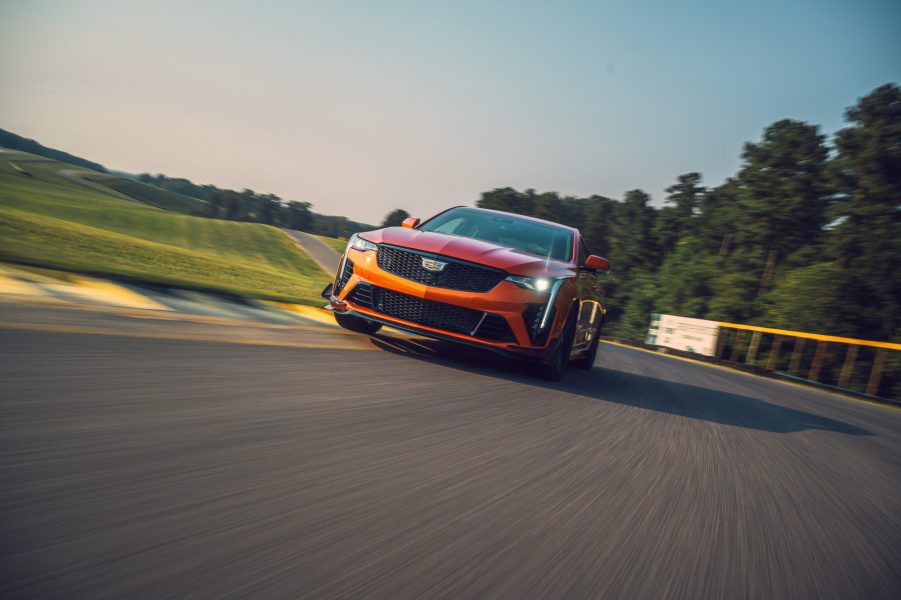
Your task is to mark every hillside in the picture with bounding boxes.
[0,151,330,303]
[2,128,375,236]
[82,172,206,214]
[136,173,375,235]
[0,128,106,172]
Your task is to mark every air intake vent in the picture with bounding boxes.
[334,259,354,294]
[347,283,374,308]
[475,313,517,343]
[523,304,553,346]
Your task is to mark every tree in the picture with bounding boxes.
[204,190,226,219]
[381,209,411,228]
[256,194,282,225]
[827,83,901,340]
[694,179,743,257]
[284,201,313,231]
[705,271,760,323]
[609,189,656,275]
[760,263,850,335]
[735,119,830,294]
[653,173,705,256]
[479,187,536,215]
[581,195,617,258]
[222,191,249,221]
[466,86,898,349]
[652,237,717,319]
[609,272,658,340]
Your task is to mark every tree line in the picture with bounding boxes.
[476,83,900,358]
[135,174,375,238]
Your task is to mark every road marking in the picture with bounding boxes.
[70,277,172,311]
[0,293,336,332]
[601,340,900,411]
[118,308,325,330]
[268,302,338,326]
[0,266,170,311]
[0,273,48,298]
[42,282,172,310]
[0,321,377,350]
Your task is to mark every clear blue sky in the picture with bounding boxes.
[1,0,899,224]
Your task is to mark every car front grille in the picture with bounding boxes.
[376,245,506,293]
[346,283,516,343]
[374,287,483,335]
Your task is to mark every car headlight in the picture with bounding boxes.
[348,233,377,253]
[505,275,552,292]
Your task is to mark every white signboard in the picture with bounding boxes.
[646,313,719,356]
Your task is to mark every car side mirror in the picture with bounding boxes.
[584,255,610,272]
[401,217,420,229]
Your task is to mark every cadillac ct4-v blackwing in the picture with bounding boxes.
[321,206,610,380]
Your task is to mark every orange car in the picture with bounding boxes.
[321,206,610,380]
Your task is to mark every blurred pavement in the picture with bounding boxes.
[0,267,899,599]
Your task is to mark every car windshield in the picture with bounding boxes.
[419,207,574,261]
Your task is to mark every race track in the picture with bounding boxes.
[0,302,899,599]
[281,229,342,275]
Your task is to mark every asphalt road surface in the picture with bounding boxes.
[1,304,899,599]
[281,229,342,275]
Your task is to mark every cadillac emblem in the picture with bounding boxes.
[421,258,447,272]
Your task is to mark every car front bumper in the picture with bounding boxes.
[324,247,567,360]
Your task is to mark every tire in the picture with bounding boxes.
[540,341,567,382]
[539,308,577,382]
[572,320,602,370]
[334,312,382,335]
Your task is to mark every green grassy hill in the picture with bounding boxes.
[0,128,107,172]
[2,149,206,213]
[82,172,207,214]
[0,151,330,303]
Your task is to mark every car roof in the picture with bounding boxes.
[438,206,580,234]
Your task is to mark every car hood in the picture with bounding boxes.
[360,227,575,276]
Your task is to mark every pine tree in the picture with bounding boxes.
[828,83,901,340]
[736,119,830,295]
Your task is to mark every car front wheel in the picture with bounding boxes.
[572,320,602,370]
[541,342,567,381]
[540,309,577,381]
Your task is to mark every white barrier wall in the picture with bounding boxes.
[646,313,720,356]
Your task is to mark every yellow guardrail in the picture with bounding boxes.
[717,322,901,351]
[713,321,898,399]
